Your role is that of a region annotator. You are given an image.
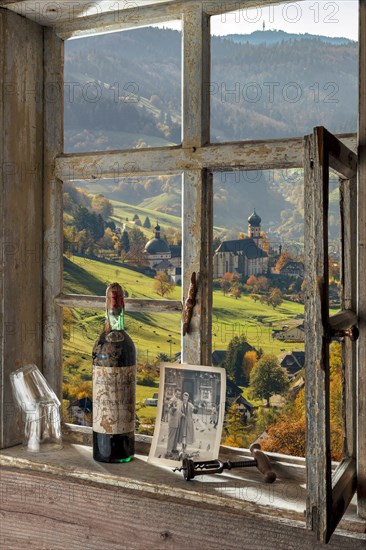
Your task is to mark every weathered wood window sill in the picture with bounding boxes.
[1,426,365,549]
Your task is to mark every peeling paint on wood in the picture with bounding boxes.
[305,128,359,542]
[182,171,212,366]
[55,135,357,182]
[180,5,212,366]
[48,1,304,40]
[0,0,310,36]
[318,127,358,178]
[304,129,331,542]
[182,6,210,148]
[340,177,357,459]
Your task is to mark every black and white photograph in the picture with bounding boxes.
[148,364,226,467]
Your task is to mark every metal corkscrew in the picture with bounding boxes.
[173,443,276,483]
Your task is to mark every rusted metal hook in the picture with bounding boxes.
[182,272,198,336]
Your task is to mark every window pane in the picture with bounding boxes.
[328,177,343,461]
[329,174,341,316]
[213,169,306,454]
[64,24,182,152]
[63,174,182,431]
[213,168,344,456]
[211,1,358,142]
[63,174,182,294]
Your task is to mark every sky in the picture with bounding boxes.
[157,1,359,41]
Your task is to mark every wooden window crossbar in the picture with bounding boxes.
[55,135,357,182]
[55,294,182,312]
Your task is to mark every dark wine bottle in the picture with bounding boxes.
[92,282,136,463]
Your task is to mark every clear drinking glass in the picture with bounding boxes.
[10,364,62,452]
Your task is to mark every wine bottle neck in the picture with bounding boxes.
[107,309,125,331]
[105,283,125,332]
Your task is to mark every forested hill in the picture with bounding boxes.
[210,33,357,141]
[65,27,357,151]
[64,27,357,239]
[224,29,353,45]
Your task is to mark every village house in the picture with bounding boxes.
[280,261,305,278]
[280,351,305,377]
[284,324,305,342]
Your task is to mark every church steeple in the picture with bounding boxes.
[154,220,161,239]
[248,210,263,249]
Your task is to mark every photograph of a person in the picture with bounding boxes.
[148,363,226,467]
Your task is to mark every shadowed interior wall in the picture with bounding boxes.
[0,8,44,448]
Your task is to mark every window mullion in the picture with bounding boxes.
[182,170,212,365]
[182,5,210,148]
[181,6,212,365]
[43,29,64,401]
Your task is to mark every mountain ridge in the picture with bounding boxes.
[222,29,354,46]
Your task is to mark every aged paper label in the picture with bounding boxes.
[93,365,135,434]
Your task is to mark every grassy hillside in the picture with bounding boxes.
[64,255,181,299]
[63,255,327,430]
[212,293,305,356]
[110,199,181,233]
[63,255,316,385]
[63,256,181,383]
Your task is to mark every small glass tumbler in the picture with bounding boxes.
[10,364,62,452]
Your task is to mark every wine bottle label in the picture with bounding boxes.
[93,365,136,434]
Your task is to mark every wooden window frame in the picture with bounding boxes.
[1,0,364,543]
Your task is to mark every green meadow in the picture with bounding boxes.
[110,198,182,234]
[63,254,312,385]
[62,254,320,425]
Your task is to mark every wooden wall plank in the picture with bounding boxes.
[56,0,184,39]
[0,8,5,452]
[358,0,366,520]
[0,8,44,449]
[43,29,64,400]
[0,467,364,550]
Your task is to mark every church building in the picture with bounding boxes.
[144,222,172,268]
[213,211,269,279]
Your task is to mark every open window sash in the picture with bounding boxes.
[304,127,358,543]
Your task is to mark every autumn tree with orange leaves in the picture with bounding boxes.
[261,343,343,460]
